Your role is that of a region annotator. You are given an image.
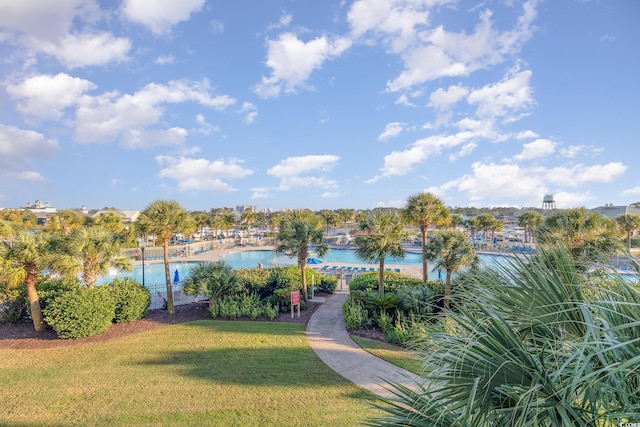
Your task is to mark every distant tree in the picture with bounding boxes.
[354,211,408,293]
[476,213,496,241]
[616,213,640,250]
[92,211,125,234]
[518,210,544,243]
[275,210,328,302]
[0,219,14,240]
[241,208,256,239]
[319,209,339,235]
[137,200,195,314]
[46,209,85,234]
[424,229,477,310]
[192,212,211,240]
[402,192,449,284]
[337,208,355,235]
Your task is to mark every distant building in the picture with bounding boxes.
[92,209,140,223]
[236,205,258,213]
[591,203,640,219]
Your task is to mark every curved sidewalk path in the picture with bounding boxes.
[306,289,424,399]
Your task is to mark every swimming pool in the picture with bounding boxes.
[96,261,201,287]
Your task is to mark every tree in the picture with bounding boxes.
[46,209,85,234]
[0,231,61,332]
[181,261,240,308]
[192,212,211,240]
[537,208,623,264]
[615,213,640,250]
[424,229,476,310]
[0,219,14,240]
[518,210,544,243]
[336,208,355,236]
[402,192,449,284]
[241,208,256,240]
[476,213,496,241]
[63,226,132,289]
[137,200,194,314]
[92,211,125,234]
[370,244,640,426]
[275,210,328,302]
[354,211,408,293]
[319,209,338,235]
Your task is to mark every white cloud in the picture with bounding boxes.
[560,145,582,158]
[5,171,50,184]
[515,130,539,139]
[378,122,406,141]
[251,187,271,199]
[429,85,469,110]
[467,69,533,119]
[384,2,537,92]
[0,124,58,171]
[75,79,236,145]
[6,73,96,120]
[267,154,340,190]
[0,0,131,68]
[513,138,556,161]
[239,102,258,124]
[155,54,175,64]
[156,155,253,192]
[254,33,351,98]
[121,0,205,35]
[622,186,640,196]
[546,162,627,187]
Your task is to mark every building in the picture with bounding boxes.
[590,203,640,219]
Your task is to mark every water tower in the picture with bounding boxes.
[542,194,556,210]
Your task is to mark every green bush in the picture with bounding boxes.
[0,283,26,324]
[395,285,435,318]
[37,278,82,312]
[349,271,423,294]
[365,292,398,314]
[342,297,370,330]
[236,267,275,298]
[43,287,116,339]
[182,261,241,306]
[108,278,150,323]
[318,275,338,293]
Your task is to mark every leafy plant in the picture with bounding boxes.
[181,261,241,307]
[43,287,115,339]
[318,275,338,293]
[108,277,150,323]
[365,292,398,314]
[342,297,369,330]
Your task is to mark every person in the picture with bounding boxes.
[257,262,263,269]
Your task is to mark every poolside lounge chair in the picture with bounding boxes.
[394,268,401,273]
[369,268,375,272]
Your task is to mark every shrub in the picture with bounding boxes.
[395,285,435,318]
[263,302,279,320]
[377,310,393,333]
[43,287,115,339]
[236,267,274,298]
[0,283,26,324]
[108,278,150,323]
[318,275,338,293]
[37,278,82,312]
[365,292,398,314]
[342,297,369,330]
[182,261,241,306]
[349,271,422,294]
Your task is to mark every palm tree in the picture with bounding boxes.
[275,210,328,302]
[319,209,339,235]
[423,229,476,310]
[241,208,256,240]
[92,211,125,234]
[518,210,544,243]
[0,231,60,332]
[354,211,408,293]
[192,212,211,241]
[476,213,496,241]
[337,208,354,236]
[137,200,194,314]
[402,192,449,284]
[64,226,132,289]
[537,208,623,264]
[615,213,640,250]
[46,209,85,234]
[0,219,14,240]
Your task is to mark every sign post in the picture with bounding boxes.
[290,290,301,319]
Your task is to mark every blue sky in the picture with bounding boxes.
[0,0,638,212]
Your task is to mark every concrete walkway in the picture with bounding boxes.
[306,289,424,399]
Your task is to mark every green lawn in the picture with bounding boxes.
[0,321,381,426]
[350,336,424,375]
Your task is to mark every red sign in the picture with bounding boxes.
[291,290,301,306]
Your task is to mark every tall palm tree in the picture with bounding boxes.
[402,192,449,284]
[137,200,194,314]
[354,211,408,293]
[615,213,640,251]
[423,229,476,310]
[275,210,328,302]
[518,210,544,243]
[476,213,496,241]
[319,209,339,235]
[337,208,355,236]
[92,211,125,234]
[192,212,211,240]
[64,226,132,289]
[0,231,62,332]
[241,208,256,240]
[370,244,640,426]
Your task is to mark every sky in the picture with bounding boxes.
[0,0,639,213]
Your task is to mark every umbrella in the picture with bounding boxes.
[307,257,323,265]
[173,269,180,284]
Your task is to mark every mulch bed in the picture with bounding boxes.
[0,297,323,350]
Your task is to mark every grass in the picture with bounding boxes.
[350,336,423,375]
[0,321,381,426]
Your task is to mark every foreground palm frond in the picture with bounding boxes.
[369,244,640,426]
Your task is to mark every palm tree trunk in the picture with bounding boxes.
[444,269,452,310]
[378,259,385,293]
[299,258,308,302]
[163,241,175,314]
[421,227,429,284]
[25,275,45,332]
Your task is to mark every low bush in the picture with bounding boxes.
[108,278,150,323]
[318,275,338,293]
[342,297,370,330]
[0,283,26,324]
[43,287,115,339]
[348,271,423,294]
[395,285,435,318]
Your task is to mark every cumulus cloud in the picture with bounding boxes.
[75,79,236,146]
[546,162,627,187]
[254,33,351,98]
[467,69,533,119]
[0,1,130,68]
[156,155,253,192]
[251,187,271,199]
[513,138,556,161]
[267,154,340,190]
[0,124,58,169]
[121,0,205,35]
[378,122,406,141]
[6,73,96,120]
[429,85,469,111]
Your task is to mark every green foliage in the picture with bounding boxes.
[262,302,279,320]
[349,271,422,294]
[271,265,303,291]
[342,297,370,330]
[37,278,82,312]
[0,283,26,323]
[376,310,393,332]
[395,285,435,318]
[181,261,241,305]
[318,275,338,293]
[43,287,116,339]
[108,278,150,323]
[365,292,398,314]
[235,267,274,298]
[210,294,263,320]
